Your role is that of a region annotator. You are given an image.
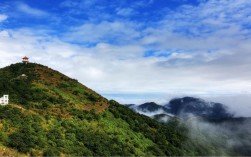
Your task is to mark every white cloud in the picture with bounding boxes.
[116,8,135,16]
[0,14,8,22]
[1,0,251,115]
[201,94,251,117]
[17,3,49,17]
[60,0,97,9]
[65,21,141,44]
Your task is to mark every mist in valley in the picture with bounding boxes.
[127,95,251,155]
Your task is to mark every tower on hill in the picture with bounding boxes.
[22,56,29,64]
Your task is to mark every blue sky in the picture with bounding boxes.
[1,0,200,28]
[1,0,251,114]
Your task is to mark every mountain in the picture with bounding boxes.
[129,97,233,120]
[125,97,236,129]
[138,102,168,112]
[126,102,172,118]
[0,63,229,156]
[166,97,233,119]
[125,98,251,156]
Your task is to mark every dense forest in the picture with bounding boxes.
[0,63,240,156]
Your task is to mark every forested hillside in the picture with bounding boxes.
[0,63,231,156]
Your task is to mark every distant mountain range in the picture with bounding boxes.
[126,97,251,156]
[126,96,234,120]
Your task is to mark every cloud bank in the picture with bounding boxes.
[0,0,251,109]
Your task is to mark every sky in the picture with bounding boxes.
[0,0,251,112]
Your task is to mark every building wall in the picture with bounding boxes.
[0,95,9,105]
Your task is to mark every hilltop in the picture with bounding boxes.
[0,63,232,156]
[0,63,109,114]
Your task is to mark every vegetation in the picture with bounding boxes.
[0,63,241,156]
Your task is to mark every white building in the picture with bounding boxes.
[0,95,9,105]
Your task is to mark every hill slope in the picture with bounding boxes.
[0,63,229,156]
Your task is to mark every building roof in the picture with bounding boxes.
[22,56,29,59]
